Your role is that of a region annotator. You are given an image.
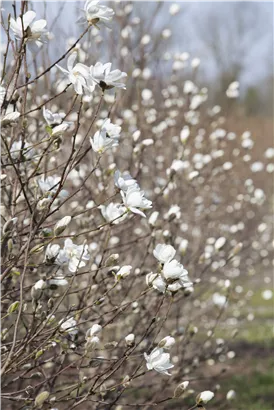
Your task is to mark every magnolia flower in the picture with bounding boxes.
[196,390,214,404]
[120,184,152,218]
[48,276,68,288]
[116,265,132,278]
[56,52,91,95]
[158,336,175,349]
[45,244,60,262]
[56,239,90,273]
[85,335,100,351]
[90,62,127,90]
[10,140,35,160]
[144,347,174,376]
[1,111,20,127]
[38,175,60,195]
[114,170,137,192]
[43,106,65,126]
[78,0,114,27]
[163,259,188,281]
[86,324,102,337]
[153,244,176,264]
[226,81,239,98]
[90,119,121,153]
[99,203,127,224]
[146,272,166,293]
[59,317,78,338]
[10,11,49,49]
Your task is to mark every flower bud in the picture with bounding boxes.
[173,381,189,398]
[54,216,71,236]
[229,242,243,258]
[125,333,135,346]
[105,253,119,267]
[148,211,159,227]
[196,390,214,405]
[3,217,18,233]
[31,279,46,301]
[34,391,50,408]
[158,336,175,349]
[226,390,236,400]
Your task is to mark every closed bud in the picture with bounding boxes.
[229,242,243,258]
[158,335,175,349]
[174,381,189,398]
[148,211,159,227]
[3,217,18,233]
[54,216,71,236]
[122,375,131,387]
[34,391,50,408]
[31,279,46,301]
[196,390,214,405]
[125,333,135,346]
[30,244,44,254]
[104,341,118,350]
[105,253,119,267]
[8,301,19,314]
[86,324,102,338]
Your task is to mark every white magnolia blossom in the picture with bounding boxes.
[86,324,102,337]
[10,140,35,160]
[59,317,78,338]
[116,265,132,278]
[90,119,121,153]
[10,10,49,50]
[48,276,68,287]
[146,272,166,293]
[114,170,137,192]
[163,259,189,282]
[38,175,63,196]
[99,202,127,223]
[56,239,90,273]
[90,62,127,90]
[43,106,65,126]
[153,244,176,264]
[56,52,91,95]
[10,10,49,49]
[196,390,215,404]
[120,184,152,218]
[144,347,174,376]
[1,111,20,127]
[226,81,239,98]
[78,0,114,27]
[158,336,175,349]
[45,244,61,262]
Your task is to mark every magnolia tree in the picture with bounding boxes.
[1,1,273,410]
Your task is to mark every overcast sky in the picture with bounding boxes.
[2,1,273,89]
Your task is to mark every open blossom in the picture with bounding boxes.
[56,239,90,273]
[38,175,68,199]
[43,106,65,126]
[144,347,174,376]
[10,11,49,49]
[90,62,127,90]
[90,119,121,153]
[56,52,91,95]
[99,202,127,223]
[78,0,114,27]
[45,244,60,263]
[120,184,152,218]
[10,139,35,160]
[114,170,137,192]
[59,317,78,338]
[146,272,167,293]
[153,244,176,264]
[116,265,132,278]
